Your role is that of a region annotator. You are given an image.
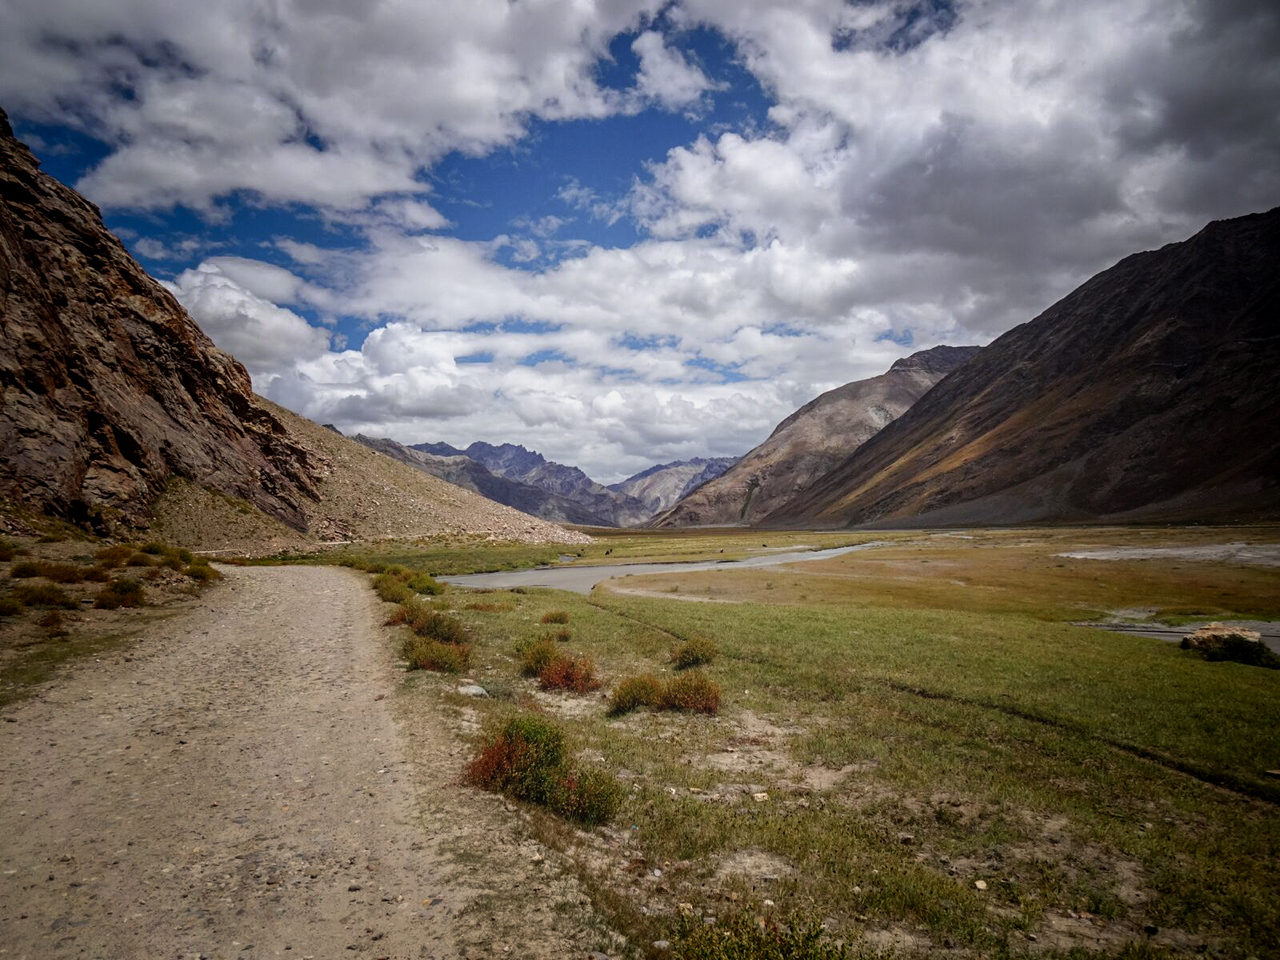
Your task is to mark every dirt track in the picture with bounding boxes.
[0,566,604,959]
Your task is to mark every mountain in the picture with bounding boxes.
[409,441,651,526]
[653,346,980,527]
[0,109,583,549]
[766,209,1280,528]
[351,434,608,526]
[608,458,738,515]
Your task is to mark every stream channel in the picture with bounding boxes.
[438,542,884,595]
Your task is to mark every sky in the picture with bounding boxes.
[3,1,1279,483]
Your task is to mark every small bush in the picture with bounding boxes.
[410,609,470,645]
[160,554,185,571]
[549,628,572,642]
[9,561,43,578]
[466,714,620,825]
[407,572,444,595]
[670,912,851,960]
[608,674,665,716]
[662,670,722,714]
[540,610,570,624]
[37,609,67,634]
[549,766,621,827]
[94,577,146,609]
[185,562,222,583]
[0,541,14,562]
[82,565,111,583]
[373,572,412,604]
[520,637,560,677]
[42,562,86,584]
[144,567,164,581]
[14,582,77,609]
[401,634,470,673]
[539,654,601,693]
[140,541,167,555]
[125,553,154,567]
[0,595,23,616]
[94,544,134,565]
[671,635,717,670]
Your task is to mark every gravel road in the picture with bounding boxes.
[0,565,604,960]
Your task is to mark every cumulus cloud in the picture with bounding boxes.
[7,0,1279,482]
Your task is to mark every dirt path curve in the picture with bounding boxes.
[0,565,604,960]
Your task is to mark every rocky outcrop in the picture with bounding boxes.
[410,440,651,526]
[653,346,979,527]
[352,434,608,526]
[608,457,738,515]
[0,107,321,531]
[765,209,1280,528]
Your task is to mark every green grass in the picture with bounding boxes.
[377,526,1280,958]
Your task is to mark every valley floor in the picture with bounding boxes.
[0,565,609,959]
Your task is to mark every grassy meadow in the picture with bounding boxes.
[375,526,1280,958]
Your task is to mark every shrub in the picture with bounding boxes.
[9,561,43,578]
[466,714,620,826]
[407,572,444,595]
[549,628,572,642]
[670,912,851,960]
[185,562,222,583]
[42,562,87,584]
[125,553,154,567]
[520,637,560,677]
[94,577,146,609]
[144,567,164,581]
[671,635,717,670]
[94,544,135,565]
[160,554,185,571]
[140,541,167,555]
[14,582,77,609]
[0,541,14,562]
[0,596,23,616]
[539,654,601,693]
[83,565,112,583]
[662,670,722,715]
[373,572,412,604]
[549,766,622,827]
[38,609,67,634]
[410,609,470,645]
[540,610,570,624]
[401,634,470,673]
[608,674,665,716]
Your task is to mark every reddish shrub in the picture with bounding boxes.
[538,655,601,693]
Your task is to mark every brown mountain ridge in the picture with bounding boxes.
[766,208,1280,528]
[653,345,979,527]
[0,108,583,548]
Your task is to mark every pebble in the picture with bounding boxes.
[456,684,488,698]
[974,880,988,891]
[751,792,769,802]
[651,941,670,951]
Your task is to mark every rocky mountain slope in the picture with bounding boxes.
[0,110,583,549]
[608,457,738,515]
[766,209,1280,528]
[412,441,650,526]
[654,346,980,527]
[352,434,607,526]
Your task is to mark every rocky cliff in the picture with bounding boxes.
[608,457,738,515]
[653,346,980,527]
[766,209,1280,528]
[0,108,320,531]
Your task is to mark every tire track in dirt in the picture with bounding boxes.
[0,565,606,959]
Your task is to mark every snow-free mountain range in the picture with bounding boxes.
[1,108,1277,542]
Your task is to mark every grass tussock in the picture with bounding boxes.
[0,541,14,562]
[0,595,23,616]
[540,610,570,624]
[373,567,444,603]
[373,571,412,604]
[93,544,134,566]
[670,634,717,670]
[608,670,721,716]
[538,654,601,693]
[400,634,470,673]
[125,552,155,567]
[93,577,146,609]
[465,714,620,826]
[184,561,222,583]
[519,637,560,677]
[13,582,77,609]
[464,601,514,612]
[9,561,44,579]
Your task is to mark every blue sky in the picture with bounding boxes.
[3,0,1278,481]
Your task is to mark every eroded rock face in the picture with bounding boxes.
[0,108,320,531]
[652,346,980,527]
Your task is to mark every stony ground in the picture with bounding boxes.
[0,565,609,959]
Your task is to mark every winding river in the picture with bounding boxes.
[438,542,885,595]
